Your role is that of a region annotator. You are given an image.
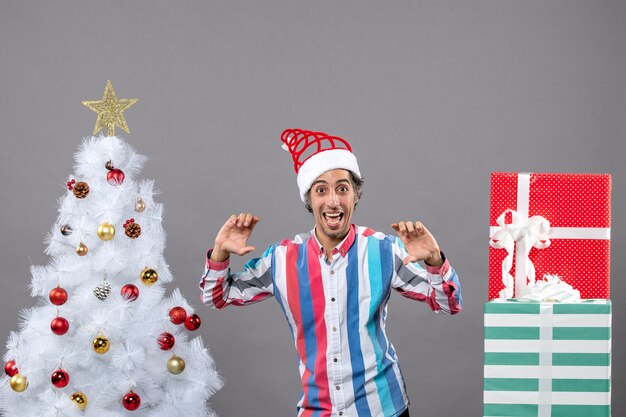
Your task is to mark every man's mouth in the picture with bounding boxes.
[323,212,344,227]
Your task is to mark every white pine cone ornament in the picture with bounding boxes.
[93,281,112,300]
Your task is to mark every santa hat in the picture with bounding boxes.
[281,129,361,202]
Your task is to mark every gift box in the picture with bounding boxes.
[483,299,611,417]
[489,173,611,300]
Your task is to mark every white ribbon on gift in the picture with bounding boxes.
[489,172,611,299]
[490,209,551,298]
[538,303,554,417]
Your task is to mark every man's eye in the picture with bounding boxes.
[316,188,326,193]
[338,186,348,192]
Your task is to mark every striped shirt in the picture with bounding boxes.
[200,224,462,417]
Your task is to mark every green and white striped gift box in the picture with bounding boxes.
[484,299,611,417]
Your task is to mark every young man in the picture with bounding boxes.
[200,129,462,417]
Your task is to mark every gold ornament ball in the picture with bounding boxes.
[70,391,88,411]
[167,355,186,375]
[9,373,28,392]
[76,242,89,256]
[92,335,110,354]
[135,198,146,212]
[97,222,116,241]
[140,268,158,286]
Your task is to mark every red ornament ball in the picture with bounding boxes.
[122,390,141,411]
[4,360,18,377]
[120,284,139,302]
[49,287,68,306]
[51,317,69,335]
[169,307,187,325]
[51,369,70,388]
[157,332,175,350]
[106,169,125,186]
[184,314,201,331]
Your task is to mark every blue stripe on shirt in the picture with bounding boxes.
[378,237,406,413]
[346,239,373,417]
[366,236,395,416]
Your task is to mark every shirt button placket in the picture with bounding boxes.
[328,254,337,399]
[329,258,345,414]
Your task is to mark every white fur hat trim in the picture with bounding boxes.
[296,149,361,202]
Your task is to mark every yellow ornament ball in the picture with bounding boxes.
[92,335,110,354]
[97,222,115,241]
[140,268,158,286]
[76,242,88,256]
[70,391,88,411]
[167,355,186,375]
[9,373,28,392]
[135,198,146,212]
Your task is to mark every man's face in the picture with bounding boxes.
[310,169,358,245]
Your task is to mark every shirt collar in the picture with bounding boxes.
[309,224,356,258]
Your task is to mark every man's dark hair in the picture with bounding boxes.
[304,170,364,214]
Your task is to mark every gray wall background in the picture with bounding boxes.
[1,1,624,416]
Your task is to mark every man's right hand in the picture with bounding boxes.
[211,213,260,262]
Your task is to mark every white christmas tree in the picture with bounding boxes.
[0,82,222,417]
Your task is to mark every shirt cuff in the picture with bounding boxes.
[424,251,450,276]
[206,248,230,270]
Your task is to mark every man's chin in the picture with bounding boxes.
[320,226,349,241]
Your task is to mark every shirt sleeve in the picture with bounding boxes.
[390,236,462,315]
[199,245,275,309]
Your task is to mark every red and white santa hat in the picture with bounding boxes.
[281,129,361,202]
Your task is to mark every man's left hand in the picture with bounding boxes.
[391,221,443,266]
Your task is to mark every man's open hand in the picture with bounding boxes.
[391,221,442,266]
[211,213,260,262]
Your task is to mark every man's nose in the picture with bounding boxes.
[326,190,340,207]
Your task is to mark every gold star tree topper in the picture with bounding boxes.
[82,80,138,136]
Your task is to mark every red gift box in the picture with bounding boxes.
[488,172,611,300]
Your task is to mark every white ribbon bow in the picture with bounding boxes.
[517,274,581,303]
[489,209,551,298]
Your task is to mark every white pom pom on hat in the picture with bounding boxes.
[280,129,361,202]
